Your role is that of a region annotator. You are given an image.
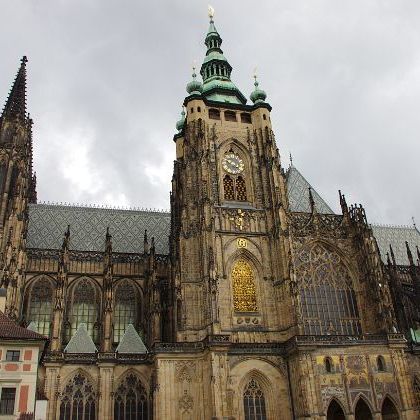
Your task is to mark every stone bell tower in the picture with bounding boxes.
[0,57,36,320]
[170,10,293,343]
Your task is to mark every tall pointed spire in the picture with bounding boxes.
[199,7,246,104]
[1,57,28,122]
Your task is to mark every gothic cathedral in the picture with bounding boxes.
[0,11,419,420]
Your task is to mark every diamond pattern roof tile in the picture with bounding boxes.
[64,323,97,353]
[116,324,148,354]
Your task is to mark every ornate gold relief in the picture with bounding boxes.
[232,259,258,312]
[237,238,247,248]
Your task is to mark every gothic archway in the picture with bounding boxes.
[354,398,372,420]
[114,373,149,420]
[26,276,53,336]
[243,378,267,420]
[59,372,96,420]
[327,399,345,420]
[294,242,361,335]
[381,397,399,420]
[231,259,258,312]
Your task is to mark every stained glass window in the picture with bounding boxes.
[27,277,53,337]
[69,279,99,342]
[114,374,149,420]
[223,175,235,200]
[236,176,247,201]
[232,259,258,312]
[243,379,267,420]
[114,280,138,343]
[295,243,361,335]
[59,373,96,420]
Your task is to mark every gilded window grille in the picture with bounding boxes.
[114,374,149,420]
[27,277,53,337]
[295,243,361,335]
[114,280,138,343]
[59,373,96,420]
[232,259,258,312]
[243,379,267,420]
[223,175,235,200]
[236,176,247,201]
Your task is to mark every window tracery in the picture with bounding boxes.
[27,277,53,336]
[236,176,247,201]
[59,373,96,420]
[114,280,138,343]
[232,259,258,312]
[114,373,149,420]
[243,379,267,420]
[68,278,99,342]
[295,243,361,335]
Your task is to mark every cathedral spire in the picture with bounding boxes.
[199,7,246,104]
[1,57,28,123]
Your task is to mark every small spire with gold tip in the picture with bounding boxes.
[208,5,215,21]
[250,68,267,104]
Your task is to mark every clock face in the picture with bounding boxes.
[222,153,244,175]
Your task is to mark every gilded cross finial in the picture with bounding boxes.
[289,153,293,166]
[208,5,215,21]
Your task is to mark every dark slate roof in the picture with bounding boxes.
[371,225,420,265]
[286,165,334,214]
[0,311,47,341]
[27,203,170,254]
[64,323,97,353]
[116,324,148,354]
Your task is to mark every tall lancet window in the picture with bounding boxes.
[27,277,53,336]
[243,379,267,420]
[114,374,149,420]
[232,259,258,312]
[295,243,361,335]
[69,279,99,342]
[59,373,96,420]
[223,175,235,200]
[114,280,138,343]
[236,176,247,201]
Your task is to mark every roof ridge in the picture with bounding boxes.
[32,201,170,214]
[371,223,418,230]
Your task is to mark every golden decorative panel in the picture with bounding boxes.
[232,259,258,312]
[237,238,248,248]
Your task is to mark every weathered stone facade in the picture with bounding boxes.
[0,14,419,420]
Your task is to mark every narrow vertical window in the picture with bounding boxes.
[114,374,149,420]
[236,176,247,201]
[69,279,99,342]
[243,379,267,420]
[28,277,53,336]
[232,259,258,312]
[114,280,138,343]
[223,175,235,201]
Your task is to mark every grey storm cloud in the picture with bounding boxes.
[0,1,419,225]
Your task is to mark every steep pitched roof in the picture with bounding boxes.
[116,324,148,354]
[286,165,334,214]
[27,203,170,254]
[371,225,420,265]
[0,311,47,341]
[64,323,97,353]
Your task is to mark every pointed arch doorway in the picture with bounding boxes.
[354,398,372,420]
[327,399,345,420]
[381,397,399,420]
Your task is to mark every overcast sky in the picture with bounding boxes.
[1,1,419,226]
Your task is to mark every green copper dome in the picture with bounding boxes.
[199,14,246,105]
[176,108,186,132]
[186,68,203,95]
[250,77,267,104]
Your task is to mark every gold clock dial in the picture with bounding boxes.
[222,153,244,175]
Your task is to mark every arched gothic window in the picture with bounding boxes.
[232,259,258,312]
[381,397,399,420]
[243,379,267,420]
[377,355,386,372]
[114,374,149,420]
[69,279,99,342]
[27,277,53,337]
[114,280,138,343]
[354,398,372,420]
[223,175,235,200]
[325,357,333,373]
[59,373,96,420]
[295,243,361,335]
[236,176,247,201]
